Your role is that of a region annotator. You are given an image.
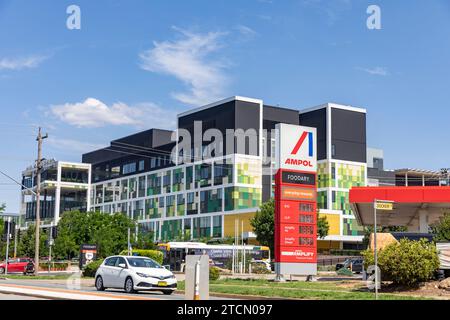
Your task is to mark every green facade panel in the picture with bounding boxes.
[224,187,261,211]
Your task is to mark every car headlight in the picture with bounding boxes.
[136,272,150,278]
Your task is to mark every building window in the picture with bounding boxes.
[123,163,137,175]
[138,176,146,198]
[111,166,120,178]
[187,192,195,204]
[94,167,101,182]
[138,160,145,171]
[213,216,222,238]
[150,158,156,169]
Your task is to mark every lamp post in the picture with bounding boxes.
[5,217,11,275]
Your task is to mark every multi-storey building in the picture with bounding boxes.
[20,160,91,228]
[367,147,447,187]
[299,103,367,250]
[18,97,371,249]
[81,97,367,248]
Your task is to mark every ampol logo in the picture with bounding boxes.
[284,131,314,167]
[291,131,314,157]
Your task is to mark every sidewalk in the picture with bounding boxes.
[0,283,160,300]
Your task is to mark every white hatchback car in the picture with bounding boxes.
[95,256,177,295]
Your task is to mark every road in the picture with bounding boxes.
[0,278,231,300]
[0,292,46,300]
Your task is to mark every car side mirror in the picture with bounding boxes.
[118,263,127,269]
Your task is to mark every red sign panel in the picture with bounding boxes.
[275,169,318,264]
[278,246,316,263]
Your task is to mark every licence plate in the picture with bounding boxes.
[158,281,168,287]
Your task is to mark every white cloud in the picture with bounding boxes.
[50,98,177,129]
[0,55,49,71]
[47,137,106,154]
[357,66,389,76]
[235,25,258,38]
[139,27,230,106]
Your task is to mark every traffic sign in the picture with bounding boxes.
[374,202,393,211]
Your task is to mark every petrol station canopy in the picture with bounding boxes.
[349,187,450,232]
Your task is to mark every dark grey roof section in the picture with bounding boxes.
[111,128,173,149]
[263,105,299,128]
[82,128,174,164]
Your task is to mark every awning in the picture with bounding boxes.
[349,187,450,228]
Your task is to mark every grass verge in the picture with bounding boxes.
[178,279,431,300]
[1,274,77,280]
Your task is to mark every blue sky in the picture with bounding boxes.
[1,0,450,212]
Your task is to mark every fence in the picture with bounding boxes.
[317,256,361,267]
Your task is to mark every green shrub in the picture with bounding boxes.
[362,239,440,286]
[39,262,68,271]
[210,266,220,281]
[83,259,104,278]
[119,249,164,265]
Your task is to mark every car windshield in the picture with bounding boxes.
[126,257,162,269]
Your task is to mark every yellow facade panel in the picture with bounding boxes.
[319,213,341,236]
[224,212,256,238]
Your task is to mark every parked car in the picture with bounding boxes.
[335,258,364,274]
[0,258,34,274]
[95,256,177,295]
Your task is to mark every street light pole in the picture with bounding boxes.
[13,224,18,258]
[5,217,11,275]
[373,199,378,301]
[127,227,131,256]
[34,127,48,275]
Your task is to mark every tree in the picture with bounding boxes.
[431,212,450,242]
[317,212,329,239]
[53,211,138,259]
[16,224,48,258]
[133,231,157,250]
[250,199,275,254]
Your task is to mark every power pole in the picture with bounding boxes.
[34,127,48,275]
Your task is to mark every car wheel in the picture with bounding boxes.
[162,290,174,295]
[124,277,136,294]
[95,276,105,291]
[0,267,5,275]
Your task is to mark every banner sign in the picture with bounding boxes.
[275,124,317,276]
[281,171,316,186]
[79,244,98,269]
